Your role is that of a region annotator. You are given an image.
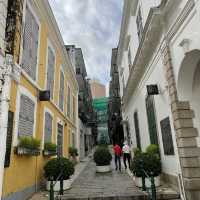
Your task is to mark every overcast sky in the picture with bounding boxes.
[49,0,123,86]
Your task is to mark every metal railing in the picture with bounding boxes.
[139,161,157,200]
[49,156,64,200]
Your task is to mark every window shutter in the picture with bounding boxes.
[44,112,52,142]
[145,95,158,145]
[59,71,64,111]
[18,95,35,137]
[47,47,55,99]
[67,86,71,117]
[31,12,39,80]
[134,112,141,150]
[57,123,63,157]
[21,6,38,80]
[160,117,174,155]
[4,111,14,168]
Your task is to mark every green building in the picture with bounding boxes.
[92,97,110,144]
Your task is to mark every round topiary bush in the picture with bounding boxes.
[44,157,74,181]
[93,146,112,166]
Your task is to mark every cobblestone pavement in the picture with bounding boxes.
[30,158,147,200]
[60,160,147,199]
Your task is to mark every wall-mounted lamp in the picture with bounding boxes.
[146,84,159,95]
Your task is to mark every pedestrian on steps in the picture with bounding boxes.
[122,141,131,170]
[113,143,122,171]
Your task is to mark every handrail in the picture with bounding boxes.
[139,160,156,200]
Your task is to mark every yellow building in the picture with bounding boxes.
[2,1,78,199]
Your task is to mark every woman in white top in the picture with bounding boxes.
[122,141,131,169]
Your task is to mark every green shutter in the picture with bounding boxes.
[134,112,141,149]
[4,111,14,168]
[145,95,158,145]
[57,123,63,157]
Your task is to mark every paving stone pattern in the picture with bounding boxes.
[60,160,147,200]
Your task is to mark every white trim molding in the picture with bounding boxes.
[13,85,37,146]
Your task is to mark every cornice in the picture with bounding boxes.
[122,0,195,107]
[117,0,132,68]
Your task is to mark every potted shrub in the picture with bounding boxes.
[15,136,41,156]
[69,146,78,165]
[131,145,161,188]
[93,146,112,173]
[43,142,57,156]
[44,157,75,191]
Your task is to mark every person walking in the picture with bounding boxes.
[113,143,122,171]
[122,141,131,169]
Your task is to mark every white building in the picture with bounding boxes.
[0,0,8,199]
[117,0,200,199]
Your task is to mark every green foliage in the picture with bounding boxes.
[44,157,75,181]
[130,144,161,177]
[133,148,142,156]
[69,146,78,157]
[146,144,159,155]
[18,136,41,150]
[93,146,112,166]
[44,142,57,152]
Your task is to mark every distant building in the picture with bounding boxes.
[66,45,97,159]
[90,79,106,99]
[108,48,124,145]
[93,97,109,144]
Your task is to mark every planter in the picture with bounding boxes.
[43,150,57,157]
[46,179,72,191]
[134,176,161,188]
[15,147,40,156]
[96,165,111,173]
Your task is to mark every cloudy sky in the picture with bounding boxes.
[49,0,123,86]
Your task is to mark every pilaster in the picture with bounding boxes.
[162,44,200,200]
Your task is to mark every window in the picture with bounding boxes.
[4,111,14,168]
[57,123,63,156]
[76,68,81,74]
[134,112,141,149]
[128,48,132,69]
[160,117,174,155]
[136,7,143,41]
[21,4,39,80]
[67,86,71,118]
[59,70,64,111]
[145,95,158,145]
[47,46,55,99]
[18,94,35,137]
[72,96,76,123]
[44,112,53,142]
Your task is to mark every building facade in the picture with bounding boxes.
[117,0,200,199]
[0,0,9,198]
[2,1,79,200]
[90,79,106,99]
[108,48,124,145]
[93,97,109,144]
[66,45,96,159]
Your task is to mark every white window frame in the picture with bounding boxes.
[42,107,54,148]
[19,0,41,83]
[13,86,37,146]
[45,38,56,98]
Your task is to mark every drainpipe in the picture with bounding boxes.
[0,54,12,199]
